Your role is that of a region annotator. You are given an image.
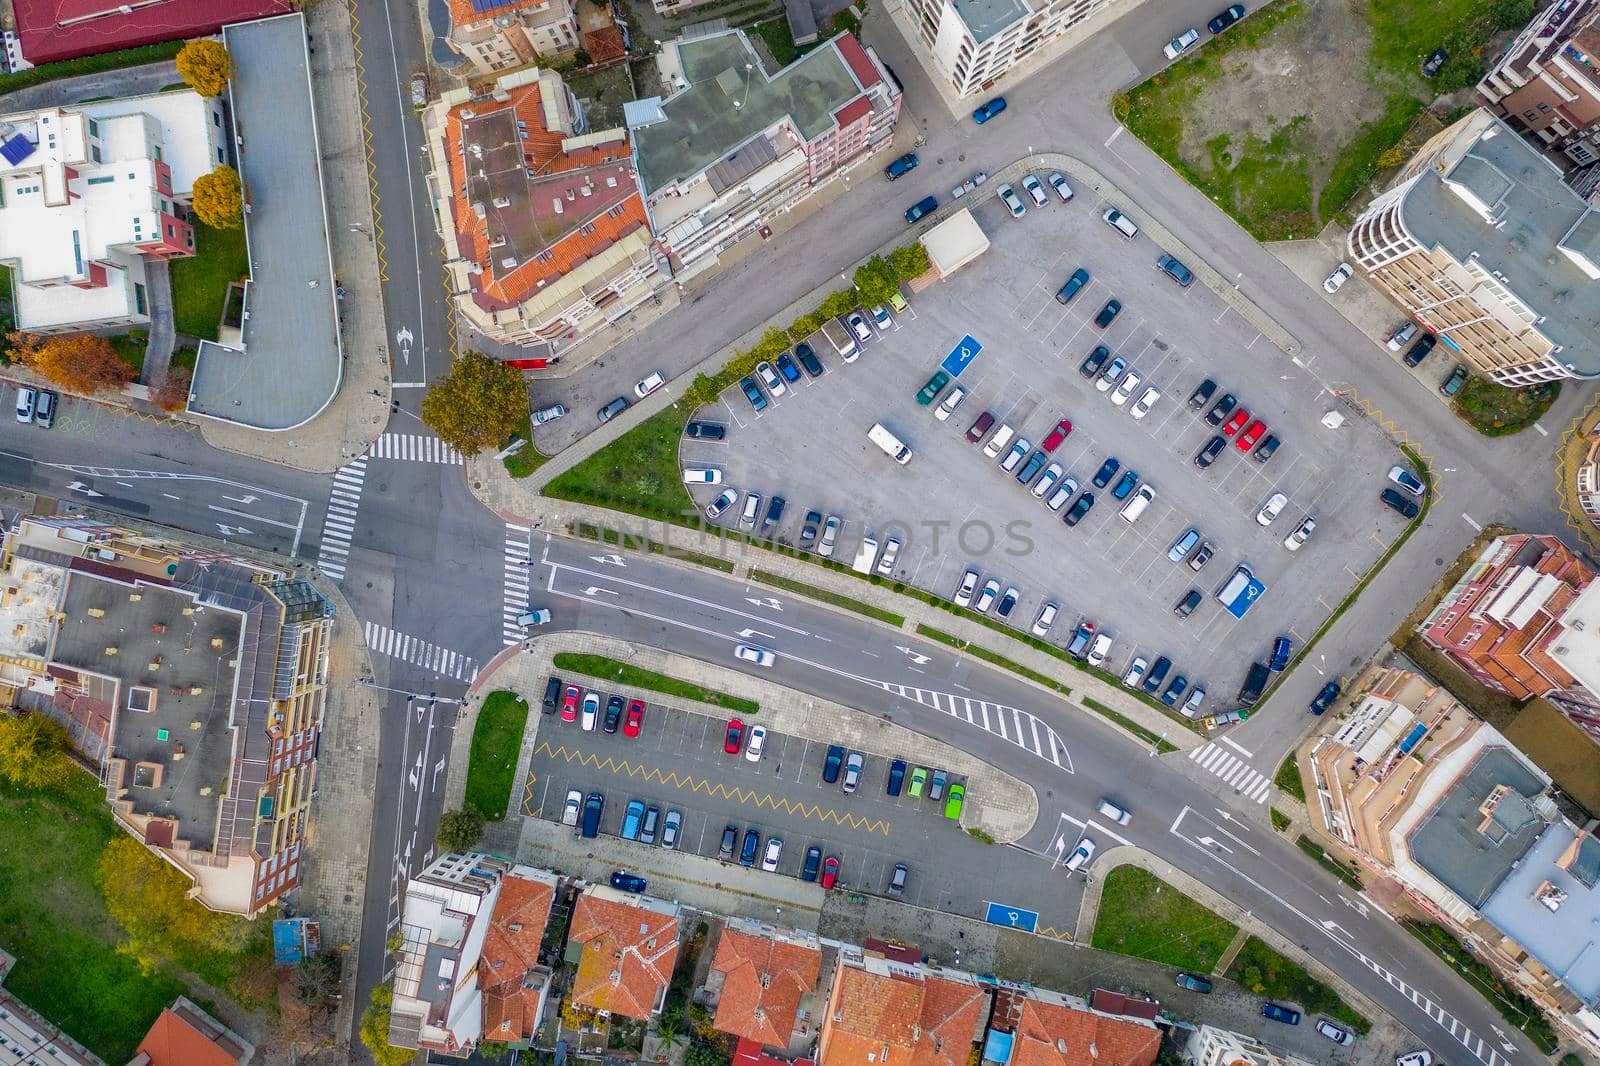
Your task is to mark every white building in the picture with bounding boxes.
[904,0,1129,97]
[1183,1025,1315,1066]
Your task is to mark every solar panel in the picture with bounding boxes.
[0,132,34,167]
[469,0,521,14]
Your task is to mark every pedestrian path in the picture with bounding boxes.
[316,457,367,580]
[369,432,464,464]
[363,621,478,682]
[503,523,532,645]
[1187,741,1271,803]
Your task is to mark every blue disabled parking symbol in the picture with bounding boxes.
[983,900,1040,932]
[940,334,984,378]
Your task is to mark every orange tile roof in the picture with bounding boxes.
[1006,998,1160,1066]
[710,928,823,1046]
[822,964,986,1066]
[583,25,625,65]
[135,1005,246,1066]
[478,874,556,1041]
[569,893,679,1019]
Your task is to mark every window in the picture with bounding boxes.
[91,145,101,163]
[86,175,114,185]
[213,111,222,127]
[88,119,99,136]
[1538,102,1552,112]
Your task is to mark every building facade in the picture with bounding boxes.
[1345,109,1600,385]
[447,0,581,75]
[629,29,900,279]
[1477,0,1600,167]
[904,0,1128,97]
[1182,1024,1314,1066]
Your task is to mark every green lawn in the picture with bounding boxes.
[170,223,249,341]
[751,17,799,64]
[1091,866,1239,971]
[1274,755,1306,802]
[501,416,549,478]
[551,653,759,714]
[169,346,199,372]
[1295,834,1362,889]
[545,408,689,520]
[1453,378,1559,436]
[0,41,184,96]
[1227,936,1371,1033]
[0,264,14,337]
[465,691,530,820]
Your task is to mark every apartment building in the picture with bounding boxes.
[1182,1025,1315,1066]
[904,0,1129,97]
[628,29,900,279]
[132,996,256,1066]
[447,0,581,75]
[1345,108,1600,386]
[423,66,668,351]
[0,515,333,916]
[567,885,681,1019]
[1477,0,1600,167]
[703,920,826,1053]
[0,91,227,335]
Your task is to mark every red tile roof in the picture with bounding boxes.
[13,0,290,64]
[569,893,679,1019]
[135,1004,248,1066]
[479,874,556,1042]
[735,1036,815,1066]
[834,33,880,89]
[583,26,626,65]
[448,0,551,29]
[1006,998,1160,1066]
[832,96,872,128]
[821,964,986,1066]
[1086,990,1160,1022]
[710,928,823,1046]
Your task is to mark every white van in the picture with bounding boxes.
[1119,484,1155,522]
[1103,207,1139,239]
[852,536,880,575]
[867,423,912,465]
[982,423,1015,459]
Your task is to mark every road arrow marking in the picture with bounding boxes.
[1321,919,1352,938]
[1195,835,1233,853]
[737,628,775,640]
[1341,896,1370,918]
[588,553,627,567]
[396,326,414,365]
[215,523,254,536]
[222,494,260,505]
[894,645,933,665]
[583,586,619,597]
[66,481,103,497]
[745,596,783,610]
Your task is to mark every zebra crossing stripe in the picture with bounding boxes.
[370,432,464,465]
[316,457,368,580]
[364,622,478,681]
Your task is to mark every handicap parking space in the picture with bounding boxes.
[520,686,972,905]
[684,184,1412,716]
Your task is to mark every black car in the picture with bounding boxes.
[1422,47,1448,77]
[795,343,825,377]
[1176,972,1214,994]
[1188,378,1216,409]
[1310,680,1342,715]
[1079,344,1112,379]
[1093,298,1123,329]
[1063,493,1095,527]
[822,744,845,783]
[603,694,623,733]
[760,496,786,536]
[1056,267,1090,304]
[610,870,647,893]
[719,824,738,860]
[1206,393,1237,425]
[1112,469,1139,500]
[739,376,768,411]
[1156,254,1195,286]
[1092,456,1120,488]
[581,793,604,838]
[1143,656,1172,693]
[597,396,630,422]
[887,759,907,796]
[1194,436,1225,468]
[1380,487,1421,518]
[801,845,823,881]
[542,676,561,713]
[1254,435,1280,463]
[740,829,761,867]
[1403,333,1436,367]
[1207,3,1245,33]
[1440,364,1469,397]
[996,587,1019,618]
[685,420,727,440]
[801,510,822,544]
[1162,675,1188,706]
[1174,589,1202,617]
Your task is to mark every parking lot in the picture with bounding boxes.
[521,684,974,907]
[680,182,1413,711]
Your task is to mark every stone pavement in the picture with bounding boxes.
[141,259,177,387]
[0,58,179,113]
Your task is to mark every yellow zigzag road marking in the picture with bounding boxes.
[1336,387,1443,505]
[346,0,390,283]
[531,741,891,835]
[1034,925,1074,942]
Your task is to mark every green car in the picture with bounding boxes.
[944,782,965,820]
[908,766,927,797]
[916,371,951,405]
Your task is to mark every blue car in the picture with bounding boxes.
[775,352,802,383]
[906,195,938,224]
[885,152,919,180]
[1261,1003,1301,1025]
[1269,635,1293,671]
[1112,469,1140,500]
[739,376,767,412]
[972,96,1007,123]
[1310,680,1342,715]
[1092,457,1120,488]
[620,799,645,841]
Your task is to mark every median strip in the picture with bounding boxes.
[747,569,905,627]
[551,652,758,714]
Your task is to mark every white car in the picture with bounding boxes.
[706,489,738,519]
[734,643,776,667]
[1284,515,1316,551]
[1032,601,1058,636]
[1110,370,1143,407]
[846,312,873,344]
[1046,172,1073,202]
[682,467,722,484]
[635,371,666,398]
[1256,492,1287,526]
[580,692,599,731]
[1323,263,1353,294]
[818,514,841,557]
[1096,799,1131,826]
[1085,633,1113,667]
[1031,462,1063,500]
[1000,439,1030,472]
[561,788,583,827]
[998,183,1026,219]
[745,724,767,762]
[533,403,567,424]
[14,386,35,424]
[761,837,783,872]
[1396,1052,1432,1066]
[1163,27,1200,59]
[954,568,980,607]
[1388,465,1426,496]
[1315,1020,1354,1047]
[1130,386,1161,419]
[1122,657,1148,688]
[1181,687,1207,718]
[871,305,893,331]
[1047,477,1079,512]
[877,537,901,575]
[1096,357,1127,393]
[1064,836,1097,872]
[755,360,786,397]
[935,385,967,421]
[1020,174,1048,207]
[974,578,1000,613]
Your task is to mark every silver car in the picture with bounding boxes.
[842,751,864,793]
[818,515,842,557]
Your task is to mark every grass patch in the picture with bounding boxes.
[1401,920,1558,1052]
[1227,936,1371,1033]
[169,223,249,341]
[105,332,147,378]
[465,691,530,820]
[1091,866,1239,971]
[1274,754,1306,802]
[749,569,904,626]
[168,345,198,372]
[552,652,759,714]
[751,17,799,64]
[545,408,688,520]
[1270,807,1291,831]
[966,827,996,844]
[0,41,184,96]
[568,521,737,573]
[1296,834,1362,890]
[0,264,15,337]
[1083,696,1178,754]
[501,416,549,478]
[1454,378,1559,436]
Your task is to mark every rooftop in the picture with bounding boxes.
[448,0,555,27]
[569,889,680,1019]
[1481,824,1600,1001]
[1407,746,1552,908]
[710,925,823,1047]
[12,0,290,64]
[629,30,869,195]
[480,869,558,1042]
[1001,991,1161,1066]
[1549,578,1600,696]
[949,0,1028,44]
[823,956,987,1066]
[135,996,255,1066]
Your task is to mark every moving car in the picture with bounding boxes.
[1097,799,1131,825]
[1262,1003,1301,1026]
[1388,465,1426,496]
[1156,254,1194,286]
[1163,27,1200,60]
[745,724,767,763]
[706,489,738,520]
[685,420,726,440]
[1256,492,1287,526]
[1207,3,1245,32]
[885,152,918,180]
[972,97,1007,123]
[597,396,629,422]
[723,719,745,754]
[761,837,783,872]
[610,871,647,893]
[1310,680,1342,715]
[1047,172,1073,201]
[998,183,1027,219]
[1093,298,1123,329]
[1176,972,1214,993]
[1380,487,1421,518]
[580,691,599,731]
[1323,263,1353,293]
[1056,267,1090,304]
[1021,174,1048,207]
[1316,1020,1354,1046]
[917,370,952,405]
[905,195,938,224]
[1064,836,1097,872]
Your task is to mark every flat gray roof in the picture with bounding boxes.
[1481,825,1600,1001]
[1407,747,1549,909]
[631,30,861,195]
[951,0,1027,43]
[190,13,342,430]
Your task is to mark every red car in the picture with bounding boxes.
[1040,418,1073,453]
[1222,407,1250,437]
[821,856,840,889]
[1235,419,1267,451]
[723,719,745,755]
[561,685,580,723]
[623,699,645,738]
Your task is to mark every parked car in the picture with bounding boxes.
[1422,47,1448,77]
[1123,657,1148,688]
[534,403,567,425]
[603,694,624,733]
[1021,174,1048,207]
[1269,636,1294,671]
[1032,601,1058,636]
[975,578,1000,613]
[1093,457,1120,488]
[1188,541,1214,571]
[929,769,948,801]
[635,371,666,398]
[1254,435,1280,463]
[685,420,726,440]
[1206,393,1237,426]
[1323,263,1353,293]
[954,568,980,606]
[842,751,864,793]
[719,825,738,860]
[739,376,768,412]
[761,837,783,872]
[821,856,840,888]
[1262,1003,1302,1026]
[822,745,845,783]
[972,96,1006,123]
[1063,493,1095,526]
[1064,837,1097,872]
[1195,436,1226,468]
[1080,344,1110,377]
[1112,470,1139,499]
[944,783,965,820]
[561,789,583,827]
[936,386,967,421]
[706,489,738,520]
[905,195,938,224]
[33,390,55,429]
[795,343,825,377]
[1236,419,1266,450]
[1441,363,1469,397]
[542,676,562,714]
[683,467,722,485]
[1380,487,1421,518]
[966,411,996,443]
[621,800,645,840]
[1316,1020,1354,1046]
[624,699,644,737]
[917,370,952,405]
[1257,492,1287,526]
[740,829,761,867]
[1056,267,1090,304]
[1386,322,1419,350]
[1162,676,1188,707]
[1130,386,1161,420]
[819,515,842,557]
[1388,465,1426,496]
[887,759,906,796]
[1284,515,1316,551]
[561,685,580,723]
[1163,27,1200,59]
[1168,528,1201,562]
[1404,333,1437,367]
[724,719,745,754]
[1174,589,1202,618]
[885,152,919,180]
[1110,369,1142,406]
[1093,298,1123,329]
[846,313,872,344]
[639,804,660,845]
[610,871,647,893]
[580,691,599,731]
[1310,680,1342,715]
[1176,972,1214,993]
[1188,378,1216,409]
[745,724,767,763]
[1047,172,1073,201]
[1096,356,1128,392]
[776,352,802,382]
[597,396,629,422]
[887,863,908,898]
[1156,254,1194,286]
[1223,407,1250,436]
[1207,3,1245,32]
[581,793,604,838]
[997,183,1027,219]
[802,846,822,881]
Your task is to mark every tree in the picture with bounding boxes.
[574,48,593,67]
[292,950,343,1008]
[97,834,246,971]
[360,984,417,1066]
[153,366,193,412]
[888,241,929,281]
[192,165,243,230]
[176,40,235,98]
[7,331,136,394]
[420,350,527,455]
[685,1042,731,1066]
[0,713,75,790]
[852,255,899,306]
[436,807,484,852]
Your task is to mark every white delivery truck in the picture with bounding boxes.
[867,422,912,465]
[852,535,880,575]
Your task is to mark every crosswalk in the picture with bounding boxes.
[369,433,464,464]
[503,524,533,644]
[316,457,367,580]
[1188,741,1272,803]
[363,622,479,682]
[856,677,1073,771]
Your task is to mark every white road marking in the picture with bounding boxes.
[364,621,478,681]
[370,432,465,464]
[316,457,367,580]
